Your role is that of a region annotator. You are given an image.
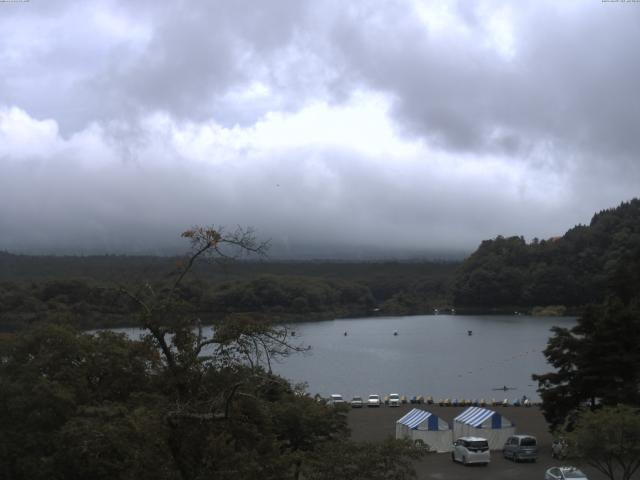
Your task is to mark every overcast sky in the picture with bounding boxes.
[1,0,639,257]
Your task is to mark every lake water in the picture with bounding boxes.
[273,315,574,402]
[116,314,575,402]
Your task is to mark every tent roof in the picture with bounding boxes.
[454,407,497,427]
[397,409,435,429]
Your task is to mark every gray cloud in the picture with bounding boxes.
[96,1,305,121]
[327,1,640,163]
[1,0,639,257]
[1,121,631,257]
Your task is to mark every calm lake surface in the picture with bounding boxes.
[274,314,575,401]
[117,314,575,401]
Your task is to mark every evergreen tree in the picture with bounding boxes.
[533,297,640,429]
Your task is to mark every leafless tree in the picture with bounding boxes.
[120,225,307,403]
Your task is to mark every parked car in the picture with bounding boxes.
[367,394,381,407]
[503,434,538,462]
[388,393,401,407]
[329,394,345,406]
[350,396,363,408]
[451,436,490,466]
[545,466,589,480]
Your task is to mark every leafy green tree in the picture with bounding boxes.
[115,226,337,479]
[0,323,164,480]
[302,437,426,480]
[0,225,421,480]
[533,297,640,429]
[566,405,640,480]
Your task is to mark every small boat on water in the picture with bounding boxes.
[492,385,516,391]
[393,330,398,336]
[468,330,473,336]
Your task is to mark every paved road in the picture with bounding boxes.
[412,450,606,480]
[348,404,616,480]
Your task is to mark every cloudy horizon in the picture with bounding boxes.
[1,0,639,258]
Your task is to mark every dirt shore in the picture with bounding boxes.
[348,404,616,479]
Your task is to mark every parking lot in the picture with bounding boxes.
[348,404,611,479]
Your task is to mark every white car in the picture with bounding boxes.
[451,436,490,466]
[329,394,345,406]
[367,394,381,407]
[545,467,589,480]
[350,396,364,408]
[388,393,401,407]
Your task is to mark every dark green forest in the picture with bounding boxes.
[453,198,640,310]
[0,254,456,331]
[0,228,425,480]
[530,204,640,442]
[2,199,640,331]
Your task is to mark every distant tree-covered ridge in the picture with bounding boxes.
[4,198,638,329]
[0,259,456,331]
[453,198,640,310]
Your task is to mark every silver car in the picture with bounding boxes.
[503,434,538,462]
[545,466,589,480]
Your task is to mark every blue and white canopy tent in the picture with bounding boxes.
[453,406,515,450]
[396,408,452,452]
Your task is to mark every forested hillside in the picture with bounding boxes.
[3,199,639,330]
[0,256,456,331]
[453,199,640,309]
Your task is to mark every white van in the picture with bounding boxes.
[388,393,401,407]
[451,436,490,466]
